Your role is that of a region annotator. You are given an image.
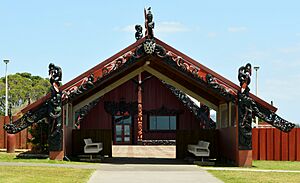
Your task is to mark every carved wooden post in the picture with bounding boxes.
[137,74,143,144]
[48,63,64,160]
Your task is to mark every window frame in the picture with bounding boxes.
[148,115,177,131]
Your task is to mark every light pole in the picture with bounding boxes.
[253,66,260,127]
[3,59,9,116]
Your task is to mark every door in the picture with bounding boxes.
[114,116,132,144]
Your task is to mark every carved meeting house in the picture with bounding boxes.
[4,7,295,166]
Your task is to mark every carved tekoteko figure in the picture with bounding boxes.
[238,63,252,94]
[48,63,63,151]
[144,7,155,39]
[135,25,143,41]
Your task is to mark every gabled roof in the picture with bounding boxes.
[18,37,276,117]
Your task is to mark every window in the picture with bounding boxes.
[149,115,176,130]
[114,116,132,125]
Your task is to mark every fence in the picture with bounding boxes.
[252,128,300,161]
[0,116,31,149]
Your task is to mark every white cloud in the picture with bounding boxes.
[116,24,136,33]
[156,22,189,33]
[228,26,247,33]
[116,21,189,34]
[63,22,73,28]
[279,44,300,54]
[207,32,217,38]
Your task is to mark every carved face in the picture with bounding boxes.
[147,12,153,22]
[135,25,142,32]
[245,63,252,76]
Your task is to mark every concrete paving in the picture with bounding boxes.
[87,145,222,183]
[112,145,176,158]
[88,163,223,183]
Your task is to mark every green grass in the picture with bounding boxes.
[0,166,94,183]
[208,170,300,183]
[0,152,89,165]
[253,160,300,171]
[206,161,300,183]
[200,160,300,170]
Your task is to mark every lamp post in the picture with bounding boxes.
[253,66,260,127]
[3,59,9,116]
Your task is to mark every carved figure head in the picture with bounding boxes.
[135,25,143,32]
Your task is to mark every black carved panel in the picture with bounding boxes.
[238,92,253,150]
[104,99,138,116]
[143,105,182,116]
[162,81,216,129]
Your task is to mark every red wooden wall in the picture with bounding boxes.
[81,72,203,144]
[0,116,31,149]
[252,128,300,161]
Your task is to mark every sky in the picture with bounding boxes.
[0,1,299,124]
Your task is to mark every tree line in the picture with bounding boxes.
[0,72,51,115]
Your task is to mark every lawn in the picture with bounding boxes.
[208,170,300,183]
[0,166,94,183]
[253,160,300,171]
[206,160,300,183]
[0,152,88,164]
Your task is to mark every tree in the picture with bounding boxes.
[0,72,51,115]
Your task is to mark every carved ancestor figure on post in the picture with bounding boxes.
[238,63,253,150]
[237,63,295,150]
[144,7,155,39]
[48,63,63,151]
[135,25,143,41]
[238,63,252,94]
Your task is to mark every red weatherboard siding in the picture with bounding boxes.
[281,132,289,161]
[288,129,296,161]
[252,128,300,161]
[274,129,282,161]
[297,128,300,161]
[252,128,259,160]
[81,76,138,130]
[266,129,274,160]
[259,128,267,160]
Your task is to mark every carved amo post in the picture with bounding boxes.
[237,63,253,167]
[137,73,143,144]
[237,63,253,150]
[48,63,64,160]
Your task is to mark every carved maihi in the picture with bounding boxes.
[162,81,216,129]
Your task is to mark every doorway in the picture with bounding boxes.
[113,115,132,145]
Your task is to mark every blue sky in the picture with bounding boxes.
[0,1,299,124]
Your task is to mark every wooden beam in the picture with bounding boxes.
[144,66,218,110]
